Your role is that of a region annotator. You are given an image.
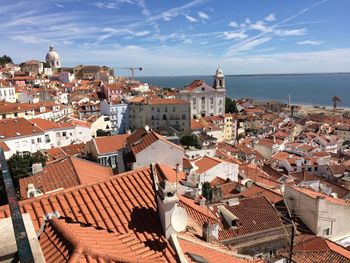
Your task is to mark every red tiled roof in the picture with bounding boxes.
[240,184,283,204]
[30,118,61,130]
[46,147,66,162]
[1,166,177,262]
[0,118,44,138]
[156,163,186,183]
[19,157,113,199]
[0,141,10,152]
[289,185,349,206]
[94,134,130,155]
[127,128,183,155]
[148,98,188,105]
[179,238,251,263]
[289,236,350,263]
[211,196,285,241]
[179,196,217,225]
[194,156,223,174]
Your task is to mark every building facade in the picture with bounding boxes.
[177,68,226,119]
[128,98,190,135]
[100,100,129,134]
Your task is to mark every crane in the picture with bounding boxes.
[114,66,142,81]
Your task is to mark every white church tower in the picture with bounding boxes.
[46,45,61,69]
[214,68,225,90]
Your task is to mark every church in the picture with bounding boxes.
[177,68,226,119]
[45,45,61,69]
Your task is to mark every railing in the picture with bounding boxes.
[0,148,35,262]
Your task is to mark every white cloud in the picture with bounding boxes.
[133,30,150,36]
[183,39,192,44]
[11,35,47,44]
[229,21,238,27]
[275,28,306,36]
[228,36,272,53]
[136,0,150,16]
[95,2,118,9]
[265,14,276,22]
[297,40,323,45]
[185,15,198,22]
[223,31,248,40]
[198,11,209,19]
[162,11,178,21]
[245,18,251,24]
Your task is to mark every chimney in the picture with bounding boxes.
[152,164,179,239]
[32,162,43,174]
[202,222,219,242]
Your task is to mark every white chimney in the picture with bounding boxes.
[32,162,43,174]
[156,179,179,239]
[27,183,43,198]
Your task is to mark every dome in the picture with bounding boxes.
[46,45,61,69]
[46,46,60,61]
[215,68,224,77]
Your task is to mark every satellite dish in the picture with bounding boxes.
[171,207,188,232]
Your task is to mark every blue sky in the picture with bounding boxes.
[1,0,350,75]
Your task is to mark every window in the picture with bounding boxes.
[62,132,67,137]
[163,115,167,120]
[323,228,330,236]
[173,107,175,112]
[157,108,160,112]
[165,107,167,112]
[31,139,35,144]
[37,138,42,143]
[192,98,196,105]
[210,98,214,104]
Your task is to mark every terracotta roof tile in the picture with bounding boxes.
[1,166,177,262]
[179,238,251,263]
[194,156,223,174]
[0,118,44,138]
[287,236,350,263]
[19,157,113,199]
[240,184,283,204]
[127,128,183,155]
[94,134,130,155]
[211,196,286,241]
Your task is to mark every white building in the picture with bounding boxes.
[126,127,184,170]
[0,118,46,157]
[285,184,350,242]
[177,68,226,119]
[187,155,239,184]
[0,82,16,103]
[100,100,129,134]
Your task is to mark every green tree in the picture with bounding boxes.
[0,55,13,66]
[225,97,238,113]
[180,135,198,147]
[7,151,46,190]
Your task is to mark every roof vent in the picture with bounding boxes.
[218,205,239,228]
[27,183,43,198]
[15,132,21,136]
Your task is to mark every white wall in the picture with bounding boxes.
[198,162,239,183]
[133,140,184,169]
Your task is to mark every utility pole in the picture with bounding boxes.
[288,213,296,263]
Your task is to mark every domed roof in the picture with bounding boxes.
[215,68,224,77]
[46,45,60,61]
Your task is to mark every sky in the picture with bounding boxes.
[0,0,350,76]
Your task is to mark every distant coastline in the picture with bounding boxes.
[139,73,350,107]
